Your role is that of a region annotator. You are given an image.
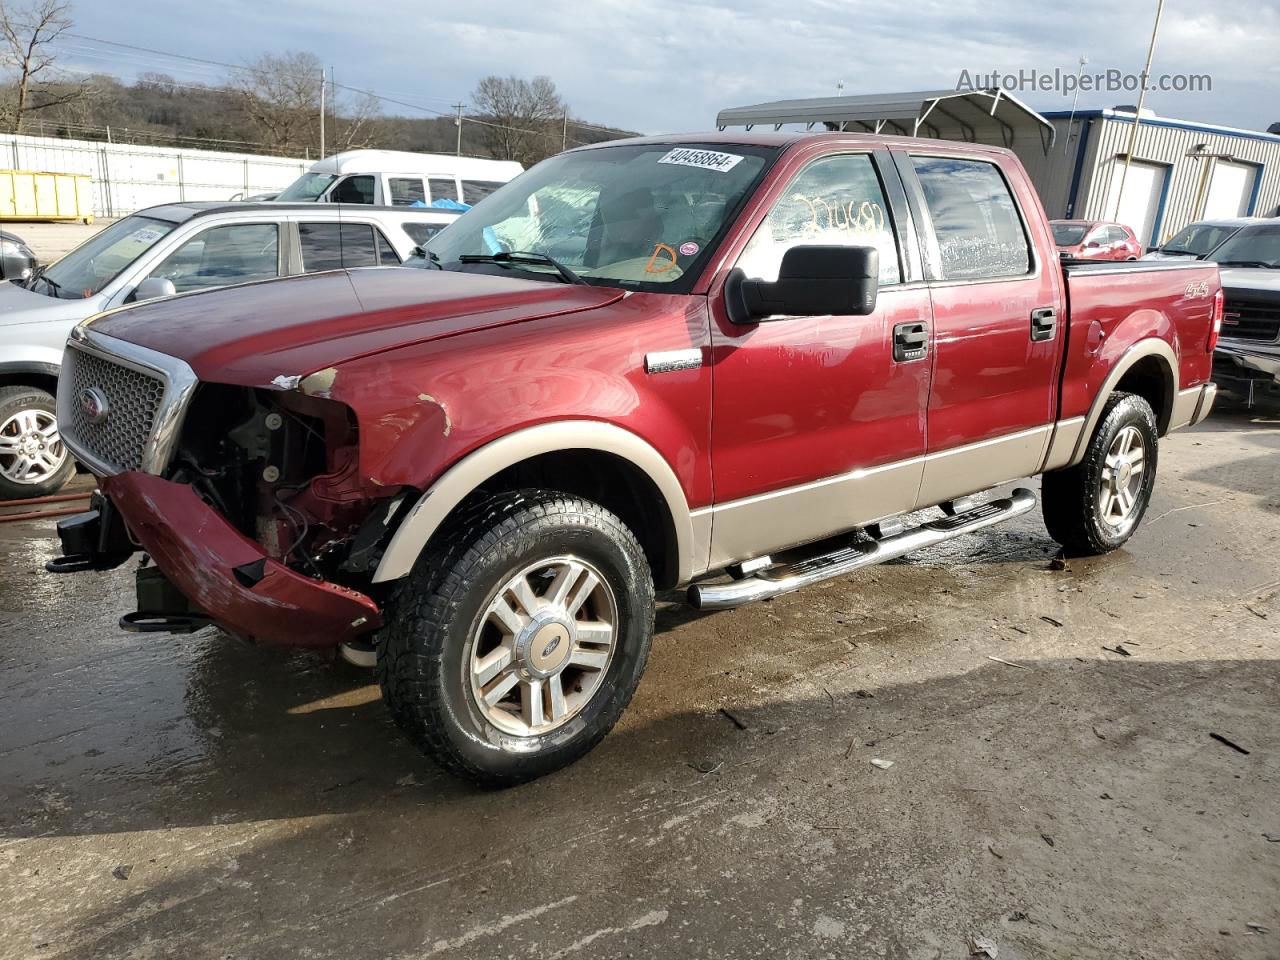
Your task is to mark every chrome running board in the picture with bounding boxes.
[687,488,1038,611]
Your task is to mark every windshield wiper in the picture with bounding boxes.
[458,251,586,285]
[1215,259,1276,269]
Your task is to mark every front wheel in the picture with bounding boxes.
[0,386,76,500]
[377,490,655,787]
[1041,392,1159,555]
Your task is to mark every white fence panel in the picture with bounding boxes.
[0,133,309,217]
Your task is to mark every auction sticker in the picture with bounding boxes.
[679,241,700,256]
[657,148,744,173]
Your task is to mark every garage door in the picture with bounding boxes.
[1103,159,1167,247]
[1203,160,1258,218]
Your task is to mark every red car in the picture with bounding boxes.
[1052,219,1144,260]
[51,133,1221,784]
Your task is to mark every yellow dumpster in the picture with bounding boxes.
[0,170,94,223]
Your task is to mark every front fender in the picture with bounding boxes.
[370,420,698,584]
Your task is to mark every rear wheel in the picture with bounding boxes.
[0,386,75,500]
[377,490,655,787]
[1041,392,1158,555]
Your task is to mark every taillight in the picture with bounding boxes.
[1208,288,1224,353]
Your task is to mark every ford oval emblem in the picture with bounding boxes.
[541,634,563,659]
[79,387,109,424]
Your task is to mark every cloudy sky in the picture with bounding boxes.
[65,0,1280,136]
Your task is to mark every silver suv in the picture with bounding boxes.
[0,202,458,498]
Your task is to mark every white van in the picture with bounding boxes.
[273,150,523,208]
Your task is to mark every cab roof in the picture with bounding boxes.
[569,129,1019,160]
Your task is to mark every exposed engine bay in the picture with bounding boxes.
[170,384,409,588]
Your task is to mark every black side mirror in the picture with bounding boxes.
[725,245,879,324]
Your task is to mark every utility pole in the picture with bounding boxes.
[562,110,569,152]
[1112,0,1166,220]
[1065,55,1088,156]
[453,103,465,156]
[319,67,326,159]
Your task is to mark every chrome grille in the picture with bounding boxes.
[62,348,165,472]
[57,331,198,478]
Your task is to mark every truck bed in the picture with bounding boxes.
[1058,258,1218,428]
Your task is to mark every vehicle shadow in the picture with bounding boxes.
[13,653,1277,959]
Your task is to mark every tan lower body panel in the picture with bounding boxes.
[704,425,1054,571]
[1041,416,1087,472]
[704,458,923,571]
[1169,386,1204,431]
[916,425,1051,506]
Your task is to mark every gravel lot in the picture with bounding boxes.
[0,400,1276,960]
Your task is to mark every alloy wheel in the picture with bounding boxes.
[0,409,67,485]
[1098,425,1146,531]
[469,556,618,737]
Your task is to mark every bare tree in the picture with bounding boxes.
[330,86,380,152]
[471,75,566,166]
[232,54,380,156]
[0,0,93,133]
[231,51,324,153]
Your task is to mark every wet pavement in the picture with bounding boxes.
[1,402,1277,959]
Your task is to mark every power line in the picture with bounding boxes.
[49,31,625,144]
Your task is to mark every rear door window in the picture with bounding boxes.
[146,223,279,293]
[299,222,381,271]
[375,229,401,264]
[389,177,426,206]
[910,156,1031,280]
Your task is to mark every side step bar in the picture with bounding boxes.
[687,488,1038,611]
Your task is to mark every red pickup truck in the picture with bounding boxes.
[50,133,1221,785]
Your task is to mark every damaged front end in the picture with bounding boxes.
[49,328,411,647]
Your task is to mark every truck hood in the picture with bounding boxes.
[87,268,626,386]
[0,278,100,327]
[1219,267,1280,295]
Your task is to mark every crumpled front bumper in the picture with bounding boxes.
[98,472,381,648]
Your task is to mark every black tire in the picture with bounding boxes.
[1042,392,1159,555]
[376,489,655,787]
[0,386,76,500]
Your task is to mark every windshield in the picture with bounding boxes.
[1051,223,1088,245]
[276,172,337,202]
[1207,224,1280,268]
[33,215,177,299]
[425,142,777,292]
[1161,222,1241,256]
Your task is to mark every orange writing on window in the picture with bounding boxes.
[644,242,678,274]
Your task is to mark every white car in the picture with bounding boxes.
[273,150,523,208]
[0,201,458,498]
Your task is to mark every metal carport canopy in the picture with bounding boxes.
[715,88,1055,152]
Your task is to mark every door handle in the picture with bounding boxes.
[893,321,929,362]
[1030,307,1057,343]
